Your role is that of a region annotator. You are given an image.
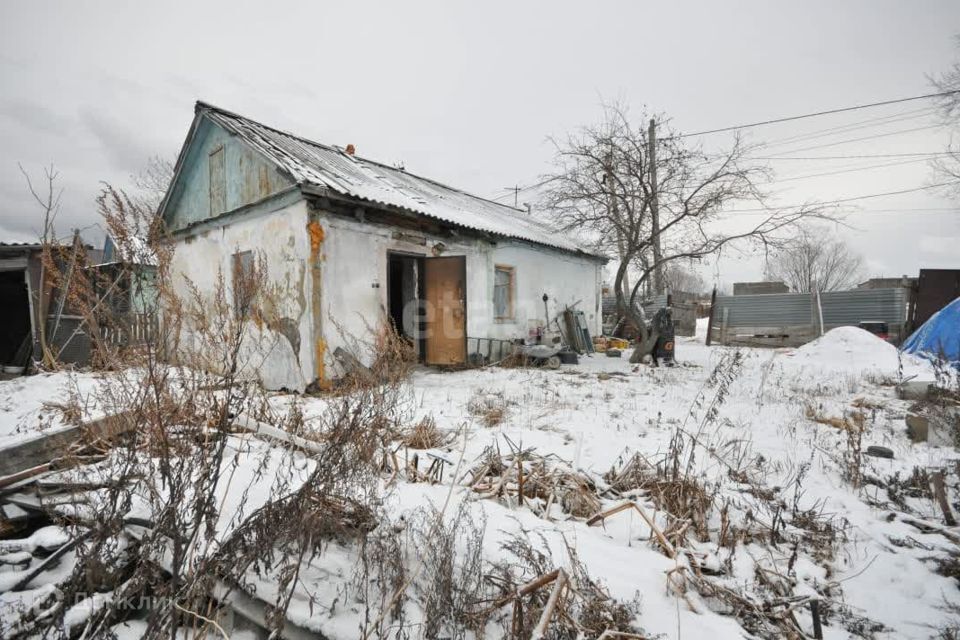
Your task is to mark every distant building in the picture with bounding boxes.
[733,281,789,295]
[856,276,916,290]
[909,269,960,332]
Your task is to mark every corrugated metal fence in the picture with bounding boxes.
[710,287,908,347]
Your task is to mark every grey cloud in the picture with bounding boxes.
[0,99,73,136]
[79,107,155,174]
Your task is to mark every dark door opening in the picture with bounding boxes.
[0,270,32,366]
[387,252,425,359]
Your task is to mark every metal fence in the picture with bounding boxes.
[710,287,909,347]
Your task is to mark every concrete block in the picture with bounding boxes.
[906,413,929,442]
[897,381,933,401]
[905,410,958,446]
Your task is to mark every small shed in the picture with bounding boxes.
[0,239,103,370]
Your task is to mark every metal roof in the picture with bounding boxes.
[195,102,604,259]
[0,241,42,249]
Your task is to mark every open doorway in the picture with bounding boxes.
[0,270,32,367]
[387,252,424,359]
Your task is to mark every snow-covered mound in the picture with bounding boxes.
[784,326,930,377]
[793,326,897,364]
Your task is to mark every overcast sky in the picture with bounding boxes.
[1,1,958,288]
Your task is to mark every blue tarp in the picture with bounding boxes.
[902,296,960,364]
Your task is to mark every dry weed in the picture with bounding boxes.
[467,390,510,427]
[401,415,449,449]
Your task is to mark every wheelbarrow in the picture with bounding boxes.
[517,344,562,369]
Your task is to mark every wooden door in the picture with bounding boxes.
[424,256,466,365]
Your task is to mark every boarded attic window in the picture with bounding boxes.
[493,265,514,321]
[209,145,226,215]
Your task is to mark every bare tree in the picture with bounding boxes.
[543,104,826,356]
[660,261,706,295]
[765,224,864,293]
[131,155,175,214]
[19,163,64,369]
[932,36,960,199]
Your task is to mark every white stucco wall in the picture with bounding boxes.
[169,199,315,391]
[170,202,603,388]
[318,213,603,371]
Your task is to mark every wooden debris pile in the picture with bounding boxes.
[603,451,715,542]
[480,534,647,639]
[463,439,600,518]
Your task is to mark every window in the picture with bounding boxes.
[209,145,226,215]
[493,265,514,320]
[232,250,256,319]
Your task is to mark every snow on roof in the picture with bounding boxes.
[196,102,604,259]
[100,234,157,267]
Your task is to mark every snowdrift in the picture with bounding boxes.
[789,326,902,370]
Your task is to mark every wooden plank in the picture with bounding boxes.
[0,411,133,478]
[531,569,567,639]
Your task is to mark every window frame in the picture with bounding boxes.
[493,264,515,322]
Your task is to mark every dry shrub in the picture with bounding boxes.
[353,503,487,640]
[604,444,715,542]
[467,390,510,427]
[560,476,602,518]
[485,530,644,639]
[3,184,409,639]
[467,442,601,519]
[401,415,449,449]
[370,322,417,380]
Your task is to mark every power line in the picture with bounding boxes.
[764,157,933,185]
[752,152,951,160]
[673,89,958,138]
[724,180,959,214]
[755,106,938,151]
[762,124,942,156]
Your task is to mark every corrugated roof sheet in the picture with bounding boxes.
[0,241,41,249]
[196,102,603,259]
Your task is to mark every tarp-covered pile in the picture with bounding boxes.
[902,296,960,364]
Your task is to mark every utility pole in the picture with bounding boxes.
[504,185,521,208]
[648,118,664,295]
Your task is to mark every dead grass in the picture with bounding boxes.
[804,404,866,432]
[401,415,449,449]
[467,391,510,427]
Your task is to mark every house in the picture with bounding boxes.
[732,281,790,295]
[96,234,159,315]
[856,276,916,290]
[158,102,606,391]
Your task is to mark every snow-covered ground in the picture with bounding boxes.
[0,325,957,639]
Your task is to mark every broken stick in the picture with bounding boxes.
[587,501,676,558]
[531,568,567,640]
